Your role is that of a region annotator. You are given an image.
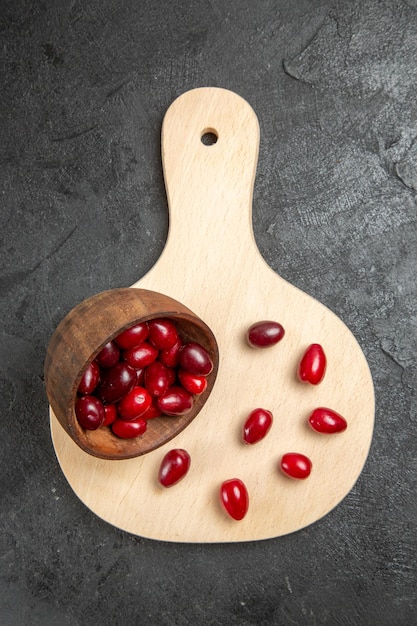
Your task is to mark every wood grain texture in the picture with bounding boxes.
[50,87,374,542]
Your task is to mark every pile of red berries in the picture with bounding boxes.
[76,315,348,522]
[75,318,213,439]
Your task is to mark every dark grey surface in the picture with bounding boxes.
[1,0,416,624]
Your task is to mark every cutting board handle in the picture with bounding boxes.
[159,87,261,264]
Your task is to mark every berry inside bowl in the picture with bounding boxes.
[44,288,219,460]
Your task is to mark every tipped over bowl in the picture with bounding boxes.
[44,288,219,460]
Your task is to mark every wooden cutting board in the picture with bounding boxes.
[50,87,374,542]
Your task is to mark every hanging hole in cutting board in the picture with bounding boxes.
[201,128,218,145]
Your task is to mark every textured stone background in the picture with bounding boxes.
[1,0,416,624]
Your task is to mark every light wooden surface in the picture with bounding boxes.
[50,87,374,542]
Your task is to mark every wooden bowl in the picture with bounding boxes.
[44,288,219,460]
